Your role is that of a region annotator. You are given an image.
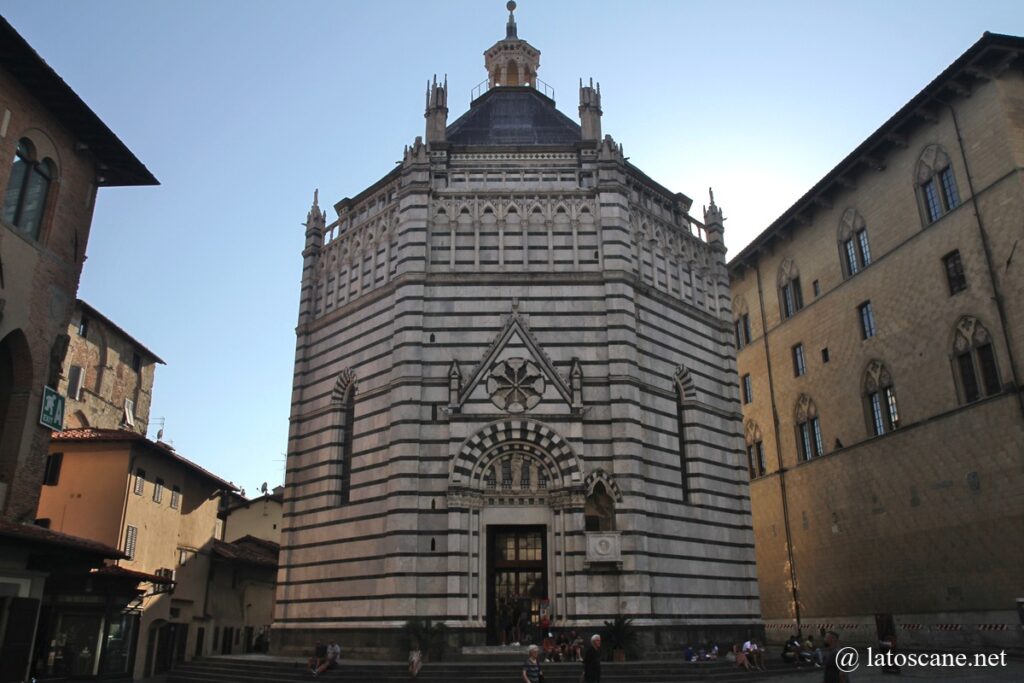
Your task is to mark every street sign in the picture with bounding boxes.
[39,385,65,431]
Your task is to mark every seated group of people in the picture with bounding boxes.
[732,639,767,672]
[538,630,585,662]
[682,642,720,661]
[307,640,341,676]
[781,634,824,668]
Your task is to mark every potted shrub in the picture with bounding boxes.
[602,616,638,661]
[403,618,449,662]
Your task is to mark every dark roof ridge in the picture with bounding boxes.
[0,15,158,186]
[77,299,165,364]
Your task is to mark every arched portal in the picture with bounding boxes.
[0,329,33,515]
[448,419,589,644]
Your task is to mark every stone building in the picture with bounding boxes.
[275,5,759,656]
[58,299,164,434]
[0,15,156,681]
[729,32,1024,650]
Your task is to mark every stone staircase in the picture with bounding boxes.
[168,655,813,683]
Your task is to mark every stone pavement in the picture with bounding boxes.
[766,658,1024,682]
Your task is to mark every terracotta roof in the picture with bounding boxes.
[225,490,284,513]
[0,16,157,186]
[93,564,175,584]
[729,32,1024,270]
[0,519,124,558]
[51,428,237,491]
[211,536,279,568]
[76,300,165,364]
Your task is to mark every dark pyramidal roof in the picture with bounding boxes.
[446,87,581,146]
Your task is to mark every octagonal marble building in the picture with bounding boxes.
[274,5,761,656]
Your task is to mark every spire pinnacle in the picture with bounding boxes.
[506,1,518,38]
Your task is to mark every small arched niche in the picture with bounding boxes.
[584,482,616,532]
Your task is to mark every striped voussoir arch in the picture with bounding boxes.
[583,468,624,501]
[450,419,583,488]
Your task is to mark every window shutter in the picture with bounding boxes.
[125,525,138,560]
[68,365,83,400]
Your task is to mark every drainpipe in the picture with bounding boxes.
[753,260,802,629]
[941,97,1024,420]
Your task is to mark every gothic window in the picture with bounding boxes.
[917,145,961,224]
[864,360,899,436]
[838,208,872,278]
[519,460,531,489]
[744,421,766,479]
[952,316,1001,403]
[485,465,497,489]
[501,459,513,489]
[584,482,616,532]
[777,259,803,320]
[2,138,56,240]
[943,250,967,295]
[795,394,823,461]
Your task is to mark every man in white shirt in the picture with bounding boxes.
[742,639,765,671]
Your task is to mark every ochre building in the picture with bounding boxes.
[275,6,759,656]
[729,32,1024,651]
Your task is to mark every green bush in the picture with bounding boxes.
[602,616,639,660]
[403,618,449,661]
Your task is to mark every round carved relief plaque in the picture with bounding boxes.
[595,538,613,556]
[487,357,545,413]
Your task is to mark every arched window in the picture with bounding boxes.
[838,208,871,278]
[584,482,616,531]
[952,316,1001,403]
[917,144,960,224]
[795,394,823,461]
[863,360,899,436]
[330,369,357,505]
[2,138,56,240]
[675,367,697,501]
[744,420,766,479]
[777,259,803,320]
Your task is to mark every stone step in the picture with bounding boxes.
[167,656,814,683]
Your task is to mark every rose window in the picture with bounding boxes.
[487,358,545,413]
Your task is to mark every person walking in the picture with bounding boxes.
[522,644,543,683]
[821,631,848,683]
[582,634,602,682]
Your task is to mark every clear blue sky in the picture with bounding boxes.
[4,1,1023,495]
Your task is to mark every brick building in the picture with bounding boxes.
[275,5,759,657]
[729,32,1024,650]
[58,299,164,434]
[0,15,156,681]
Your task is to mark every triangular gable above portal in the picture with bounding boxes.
[456,305,572,412]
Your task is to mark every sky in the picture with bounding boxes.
[4,0,1023,495]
